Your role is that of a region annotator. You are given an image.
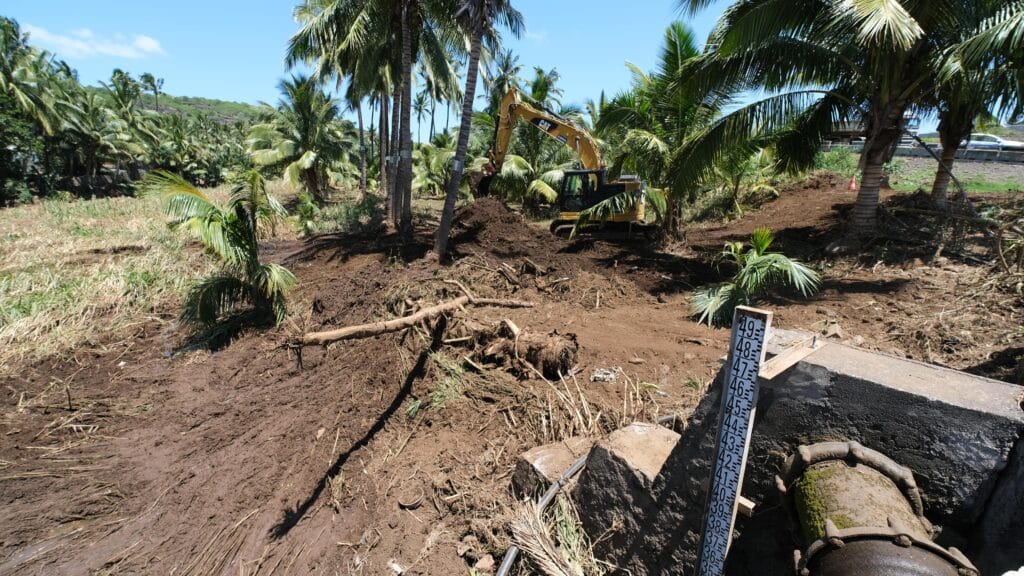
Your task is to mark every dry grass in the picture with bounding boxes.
[511,495,605,576]
[0,192,225,374]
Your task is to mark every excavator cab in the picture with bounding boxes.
[551,169,646,237]
[558,170,601,213]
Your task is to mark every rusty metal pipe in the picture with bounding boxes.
[776,441,979,576]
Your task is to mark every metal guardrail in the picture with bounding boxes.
[824,143,1024,164]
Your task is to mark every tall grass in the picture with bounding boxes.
[0,194,216,372]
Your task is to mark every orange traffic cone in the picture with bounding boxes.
[848,174,858,191]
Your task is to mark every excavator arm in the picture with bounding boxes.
[481,89,604,177]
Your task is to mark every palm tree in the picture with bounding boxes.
[288,0,467,231]
[345,91,369,196]
[102,69,158,158]
[247,74,351,204]
[413,136,455,198]
[433,0,524,260]
[1,17,56,133]
[58,89,137,179]
[413,90,428,142]
[141,170,295,327]
[396,0,415,234]
[526,67,562,109]
[486,48,522,113]
[928,2,1022,206]
[693,227,819,327]
[140,72,164,110]
[677,0,1021,241]
[596,22,725,235]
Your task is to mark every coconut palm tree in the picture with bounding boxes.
[413,90,428,142]
[677,0,1023,241]
[928,1,1022,206]
[413,136,455,198]
[486,48,522,114]
[596,22,725,234]
[288,0,466,230]
[140,72,164,110]
[142,170,295,327]
[433,0,524,260]
[58,90,138,179]
[344,91,369,196]
[247,74,352,203]
[1,17,56,134]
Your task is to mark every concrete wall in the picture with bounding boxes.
[574,331,1024,575]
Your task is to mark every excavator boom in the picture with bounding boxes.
[483,90,604,176]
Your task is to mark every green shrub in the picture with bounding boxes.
[299,194,385,236]
[813,148,858,175]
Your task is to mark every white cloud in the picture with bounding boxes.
[526,30,548,44]
[23,24,165,59]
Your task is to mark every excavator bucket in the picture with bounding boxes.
[474,173,493,197]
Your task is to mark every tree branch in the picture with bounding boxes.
[301,295,533,346]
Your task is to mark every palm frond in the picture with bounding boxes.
[691,282,745,327]
[182,273,252,326]
[956,1,1024,66]
[139,170,221,225]
[526,178,559,204]
[750,226,775,254]
[831,0,925,51]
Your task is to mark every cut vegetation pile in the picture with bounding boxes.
[2,176,1024,575]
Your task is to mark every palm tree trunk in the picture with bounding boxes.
[398,3,415,235]
[369,99,377,167]
[931,114,973,208]
[930,145,958,208]
[380,94,389,200]
[434,27,483,260]
[357,101,367,198]
[850,107,904,237]
[851,154,885,236]
[430,96,436,140]
[389,87,402,228]
[666,194,681,238]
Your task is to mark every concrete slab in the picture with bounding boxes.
[573,330,1024,575]
[604,423,680,485]
[512,437,593,495]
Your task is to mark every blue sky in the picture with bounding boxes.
[3,0,729,112]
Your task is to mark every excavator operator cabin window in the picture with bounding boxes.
[561,174,585,212]
[564,174,582,197]
[584,173,598,198]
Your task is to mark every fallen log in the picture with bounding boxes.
[301,295,533,346]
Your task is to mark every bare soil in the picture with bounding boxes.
[2,177,1022,575]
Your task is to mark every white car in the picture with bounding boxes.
[962,133,1024,151]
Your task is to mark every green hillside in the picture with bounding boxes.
[80,85,264,123]
[140,93,265,123]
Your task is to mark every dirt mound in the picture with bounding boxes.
[450,197,554,262]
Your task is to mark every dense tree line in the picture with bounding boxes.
[0,17,264,205]
[5,0,1022,252]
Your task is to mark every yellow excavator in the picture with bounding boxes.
[477,90,649,237]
